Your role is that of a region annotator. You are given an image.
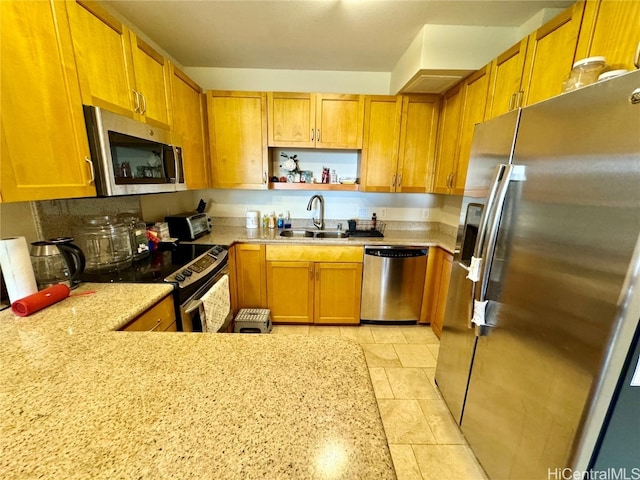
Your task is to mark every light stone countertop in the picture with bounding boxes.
[0,283,395,479]
[191,225,456,253]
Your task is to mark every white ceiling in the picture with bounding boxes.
[106,0,574,72]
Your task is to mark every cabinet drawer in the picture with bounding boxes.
[266,245,363,262]
[121,295,176,332]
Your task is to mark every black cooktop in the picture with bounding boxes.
[80,243,217,284]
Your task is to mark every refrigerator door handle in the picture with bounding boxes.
[470,165,526,328]
[469,163,507,273]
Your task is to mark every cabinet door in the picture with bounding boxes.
[267,261,314,323]
[453,65,492,195]
[171,65,210,189]
[433,84,463,194]
[576,0,640,71]
[522,2,585,107]
[235,244,267,309]
[1,0,96,202]
[129,32,171,129]
[397,95,440,193]
[315,94,365,149]
[314,262,363,325]
[121,294,176,332]
[267,92,316,147]
[360,96,403,192]
[485,38,529,120]
[67,0,135,118]
[207,91,268,189]
[431,250,453,338]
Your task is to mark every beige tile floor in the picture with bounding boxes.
[271,324,489,480]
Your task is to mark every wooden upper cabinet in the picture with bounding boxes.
[576,0,640,71]
[171,65,210,189]
[485,38,529,120]
[67,0,135,117]
[267,93,364,149]
[433,84,464,194]
[1,0,96,202]
[453,65,492,194]
[360,95,439,193]
[68,0,171,129]
[129,33,172,129]
[360,95,403,192]
[315,94,365,149]
[521,1,586,107]
[206,91,268,189]
[268,92,316,147]
[397,95,440,193]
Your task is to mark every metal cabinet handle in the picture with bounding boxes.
[515,90,524,108]
[132,89,140,113]
[148,319,162,332]
[508,92,516,111]
[634,41,640,69]
[263,171,268,184]
[397,174,402,187]
[315,269,319,281]
[311,129,314,141]
[85,156,95,184]
[309,268,314,281]
[140,92,147,115]
[316,129,320,142]
[391,174,396,188]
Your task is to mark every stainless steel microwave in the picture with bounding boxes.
[83,106,186,196]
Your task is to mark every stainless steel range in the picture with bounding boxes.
[81,243,230,332]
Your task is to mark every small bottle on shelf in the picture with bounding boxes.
[330,169,338,184]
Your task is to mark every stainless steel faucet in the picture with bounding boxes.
[306,194,325,230]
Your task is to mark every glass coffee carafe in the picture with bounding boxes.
[30,237,85,290]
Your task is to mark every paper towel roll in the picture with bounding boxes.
[0,237,38,303]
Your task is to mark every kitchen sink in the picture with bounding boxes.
[279,229,348,239]
[314,231,348,238]
[279,229,315,238]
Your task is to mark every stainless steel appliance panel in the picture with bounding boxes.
[435,109,521,423]
[360,246,427,323]
[461,71,640,479]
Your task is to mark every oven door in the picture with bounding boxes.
[181,265,231,332]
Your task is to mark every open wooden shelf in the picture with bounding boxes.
[269,182,359,191]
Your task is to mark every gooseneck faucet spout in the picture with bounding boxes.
[306,194,325,230]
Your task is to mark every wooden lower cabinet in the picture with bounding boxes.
[419,247,453,338]
[233,244,268,310]
[265,245,363,325]
[120,294,176,332]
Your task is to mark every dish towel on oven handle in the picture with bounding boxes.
[200,274,230,333]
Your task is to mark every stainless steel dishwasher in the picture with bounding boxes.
[360,246,428,324]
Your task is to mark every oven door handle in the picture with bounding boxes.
[183,299,203,314]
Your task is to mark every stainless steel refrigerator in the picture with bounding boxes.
[435,70,640,480]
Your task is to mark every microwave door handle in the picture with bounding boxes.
[171,146,180,184]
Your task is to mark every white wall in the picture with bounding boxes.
[184,67,390,94]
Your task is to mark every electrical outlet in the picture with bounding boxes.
[378,208,387,219]
[422,209,431,220]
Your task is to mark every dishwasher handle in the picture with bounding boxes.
[364,247,428,258]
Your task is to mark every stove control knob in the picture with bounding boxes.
[183,269,193,276]
[175,273,186,282]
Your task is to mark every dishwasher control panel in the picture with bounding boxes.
[364,247,428,258]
